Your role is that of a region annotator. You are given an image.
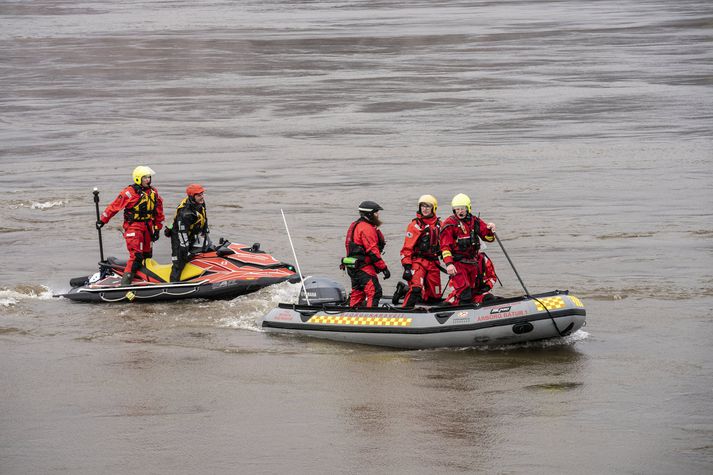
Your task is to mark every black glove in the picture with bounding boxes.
[152,230,160,241]
[382,268,391,280]
[95,220,104,229]
[163,227,172,238]
[402,265,413,281]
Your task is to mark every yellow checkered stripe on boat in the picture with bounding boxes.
[535,296,566,311]
[569,296,584,307]
[308,315,413,326]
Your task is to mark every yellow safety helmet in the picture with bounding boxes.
[418,194,438,213]
[451,193,471,213]
[132,166,156,185]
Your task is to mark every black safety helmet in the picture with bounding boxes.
[358,201,383,222]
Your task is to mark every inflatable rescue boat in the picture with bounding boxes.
[261,277,586,349]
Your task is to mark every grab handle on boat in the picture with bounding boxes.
[434,312,453,324]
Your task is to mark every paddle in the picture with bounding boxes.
[493,232,529,297]
[493,231,573,336]
[93,188,105,263]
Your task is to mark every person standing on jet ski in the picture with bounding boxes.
[439,193,496,305]
[343,201,390,307]
[399,195,442,308]
[96,166,165,286]
[166,184,209,282]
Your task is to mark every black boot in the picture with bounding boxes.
[402,287,422,309]
[120,272,133,286]
[391,281,407,305]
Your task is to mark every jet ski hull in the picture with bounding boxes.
[58,240,296,303]
[62,276,291,303]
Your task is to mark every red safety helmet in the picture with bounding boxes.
[186,184,205,197]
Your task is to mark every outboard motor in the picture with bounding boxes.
[298,276,347,306]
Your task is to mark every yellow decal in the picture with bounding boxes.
[308,315,413,327]
[569,296,584,307]
[535,296,565,311]
[125,291,136,301]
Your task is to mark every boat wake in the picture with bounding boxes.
[453,329,590,352]
[218,281,302,332]
[8,198,68,210]
[0,284,53,307]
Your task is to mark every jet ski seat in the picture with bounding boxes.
[143,259,205,282]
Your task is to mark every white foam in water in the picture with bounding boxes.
[452,329,590,352]
[30,200,66,210]
[218,281,302,331]
[0,286,53,307]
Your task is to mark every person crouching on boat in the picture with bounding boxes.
[474,251,498,303]
[96,166,165,286]
[439,193,496,306]
[166,184,209,282]
[399,194,442,308]
[343,201,390,307]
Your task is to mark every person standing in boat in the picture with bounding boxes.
[96,166,164,286]
[343,201,390,307]
[399,194,442,307]
[165,184,209,282]
[439,193,496,305]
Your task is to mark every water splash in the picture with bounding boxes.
[0,285,53,307]
[7,199,68,210]
[218,281,302,331]
[450,330,590,352]
[31,200,66,210]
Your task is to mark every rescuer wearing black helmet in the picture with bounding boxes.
[342,200,390,307]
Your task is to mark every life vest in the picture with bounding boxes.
[172,197,207,236]
[442,214,481,259]
[345,217,385,267]
[124,185,158,222]
[412,216,441,259]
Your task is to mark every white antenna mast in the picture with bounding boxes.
[280,209,310,305]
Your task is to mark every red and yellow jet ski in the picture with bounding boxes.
[59,239,296,303]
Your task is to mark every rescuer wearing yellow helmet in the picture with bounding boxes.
[97,166,165,286]
[398,194,442,307]
[439,193,498,305]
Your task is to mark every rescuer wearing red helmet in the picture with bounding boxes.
[166,184,209,282]
[399,194,442,307]
[343,201,390,307]
[97,166,165,286]
[439,193,497,305]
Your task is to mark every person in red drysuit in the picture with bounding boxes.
[97,166,164,286]
[399,194,442,308]
[440,193,496,305]
[343,201,390,307]
[473,251,498,304]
